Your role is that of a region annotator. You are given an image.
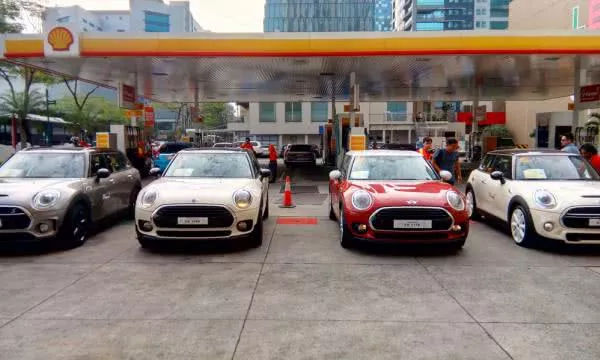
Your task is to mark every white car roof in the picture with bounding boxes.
[347,150,420,157]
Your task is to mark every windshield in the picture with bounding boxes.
[349,155,438,181]
[515,155,599,180]
[0,152,86,178]
[164,152,253,178]
[160,143,193,154]
[289,144,313,152]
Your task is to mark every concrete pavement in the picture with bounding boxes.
[1,165,600,359]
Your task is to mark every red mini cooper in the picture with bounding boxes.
[329,150,469,250]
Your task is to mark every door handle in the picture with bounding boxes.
[102,193,111,200]
[127,174,133,179]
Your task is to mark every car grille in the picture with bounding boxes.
[562,207,600,228]
[0,207,31,230]
[370,207,452,231]
[153,205,234,228]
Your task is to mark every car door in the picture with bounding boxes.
[486,155,514,221]
[331,155,352,218]
[88,153,118,220]
[470,154,495,214]
[106,151,137,211]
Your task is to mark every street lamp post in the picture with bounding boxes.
[45,88,56,145]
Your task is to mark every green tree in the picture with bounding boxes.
[0,0,45,34]
[0,89,45,142]
[56,95,126,133]
[201,102,233,129]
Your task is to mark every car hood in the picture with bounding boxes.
[146,178,262,208]
[516,181,600,200]
[349,180,457,205]
[0,178,81,204]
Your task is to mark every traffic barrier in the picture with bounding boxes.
[515,144,529,149]
[279,176,296,208]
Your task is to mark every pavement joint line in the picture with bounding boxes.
[416,257,516,360]
[0,243,136,331]
[584,267,600,278]
[230,218,277,360]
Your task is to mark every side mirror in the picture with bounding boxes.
[490,170,506,184]
[439,170,453,181]
[329,170,342,182]
[96,168,111,180]
[260,168,272,179]
[149,167,162,177]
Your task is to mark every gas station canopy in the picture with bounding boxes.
[5,30,600,103]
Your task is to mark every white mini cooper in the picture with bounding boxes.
[466,149,600,247]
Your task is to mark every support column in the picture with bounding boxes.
[470,86,481,161]
[408,129,412,144]
[572,55,582,133]
[382,129,386,143]
[278,134,283,148]
[304,134,308,144]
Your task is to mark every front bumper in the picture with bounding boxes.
[135,204,261,240]
[0,205,67,243]
[530,208,600,244]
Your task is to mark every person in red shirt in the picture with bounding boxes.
[579,143,600,173]
[418,136,433,161]
[268,144,278,183]
[240,137,254,152]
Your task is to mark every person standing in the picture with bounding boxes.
[431,138,462,185]
[268,144,278,183]
[240,137,254,152]
[418,137,433,161]
[579,143,600,173]
[560,133,579,154]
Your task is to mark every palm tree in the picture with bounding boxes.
[0,90,45,142]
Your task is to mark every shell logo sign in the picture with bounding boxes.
[47,27,74,51]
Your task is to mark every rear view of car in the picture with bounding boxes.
[284,144,317,167]
[154,142,193,172]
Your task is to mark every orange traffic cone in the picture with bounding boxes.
[279,176,296,208]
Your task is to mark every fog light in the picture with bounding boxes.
[141,221,153,232]
[451,225,462,232]
[38,223,50,233]
[237,221,249,231]
[543,222,554,232]
[357,224,368,233]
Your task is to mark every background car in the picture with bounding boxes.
[233,140,265,157]
[136,148,271,248]
[284,144,317,167]
[329,150,469,250]
[466,149,600,247]
[153,142,194,172]
[0,147,142,247]
[212,142,233,148]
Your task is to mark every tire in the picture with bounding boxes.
[249,213,264,248]
[509,205,538,248]
[57,202,90,248]
[465,188,482,221]
[449,237,466,251]
[128,185,141,219]
[339,210,355,249]
[329,201,337,221]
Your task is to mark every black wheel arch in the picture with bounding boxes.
[507,195,529,219]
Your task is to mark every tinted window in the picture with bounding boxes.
[164,153,253,178]
[106,152,128,172]
[490,155,512,179]
[289,144,313,152]
[90,154,111,177]
[349,155,438,181]
[0,152,86,178]
[479,154,495,172]
[160,143,192,154]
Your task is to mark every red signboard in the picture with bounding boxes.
[144,107,155,128]
[457,112,506,125]
[120,84,136,109]
[580,84,600,103]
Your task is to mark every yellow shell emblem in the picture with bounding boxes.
[47,27,74,51]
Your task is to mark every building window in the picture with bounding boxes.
[259,102,276,122]
[285,102,302,122]
[387,101,407,121]
[415,22,444,31]
[489,20,508,29]
[144,11,170,32]
[56,16,70,23]
[311,102,328,122]
[572,6,580,29]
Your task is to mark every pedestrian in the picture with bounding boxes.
[268,144,278,183]
[431,138,462,185]
[240,137,255,155]
[418,136,433,161]
[579,143,600,173]
[560,133,579,154]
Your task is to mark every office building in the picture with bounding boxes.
[43,0,203,33]
[393,0,509,32]
[506,0,593,146]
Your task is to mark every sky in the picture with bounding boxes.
[38,0,265,32]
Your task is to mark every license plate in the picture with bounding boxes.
[177,217,208,225]
[393,220,432,229]
[589,219,600,227]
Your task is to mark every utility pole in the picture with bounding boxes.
[45,88,56,145]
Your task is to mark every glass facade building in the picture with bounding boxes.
[264,0,393,32]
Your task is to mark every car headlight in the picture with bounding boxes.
[534,190,557,209]
[32,190,61,209]
[446,191,465,211]
[351,190,373,211]
[233,189,252,209]
[138,189,158,209]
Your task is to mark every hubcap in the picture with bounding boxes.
[510,208,526,243]
[73,210,88,243]
[339,212,344,243]
[466,191,474,217]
